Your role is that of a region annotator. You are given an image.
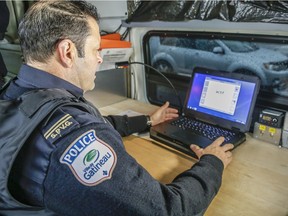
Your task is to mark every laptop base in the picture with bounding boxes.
[150,126,246,159]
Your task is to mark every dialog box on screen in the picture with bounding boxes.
[199,77,241,115]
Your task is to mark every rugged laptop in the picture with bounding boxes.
[150,67,260,157]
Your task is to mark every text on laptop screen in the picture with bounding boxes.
[186,72,257,125]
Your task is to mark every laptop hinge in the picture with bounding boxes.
[231,127,241,133]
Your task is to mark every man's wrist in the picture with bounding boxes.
[146,115,153,128]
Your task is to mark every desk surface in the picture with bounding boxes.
[99,99,288,216]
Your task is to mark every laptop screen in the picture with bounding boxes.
[185,68,260,132]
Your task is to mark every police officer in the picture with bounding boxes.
[0,1,233,215]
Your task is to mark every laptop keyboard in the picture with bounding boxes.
[170,117,237,142]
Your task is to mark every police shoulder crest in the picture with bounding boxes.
[60,129,117,186]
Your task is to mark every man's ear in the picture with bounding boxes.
[56,39,76,68]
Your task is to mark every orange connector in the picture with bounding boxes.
[100,33,131,49]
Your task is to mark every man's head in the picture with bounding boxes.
[19,0,103,92]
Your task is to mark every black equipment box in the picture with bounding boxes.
[259,109,284,128]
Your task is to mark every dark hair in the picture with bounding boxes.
[18,0,100,63]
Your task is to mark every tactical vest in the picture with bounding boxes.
[0,88,97,216]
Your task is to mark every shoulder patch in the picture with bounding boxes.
[43,113,79,143]
[60,129,117,186]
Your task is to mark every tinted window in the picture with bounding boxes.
[144,31,288,111]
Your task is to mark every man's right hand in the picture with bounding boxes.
[190,137,234,169]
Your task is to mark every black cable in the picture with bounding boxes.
[120,27,131,40]
[128,61,184,114]
[100,24,122,36]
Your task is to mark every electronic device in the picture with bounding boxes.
[253,122,282,146]
[150,67,260,157]
[259,109,284,128]
[282,112,288,148]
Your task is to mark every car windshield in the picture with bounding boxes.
[222,40,259,53]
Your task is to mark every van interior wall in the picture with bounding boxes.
[84,68,129,108]
[89,1,130,107]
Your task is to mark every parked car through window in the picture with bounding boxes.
[149,36,288,96]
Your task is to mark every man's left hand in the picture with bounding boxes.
[150,101,179,126]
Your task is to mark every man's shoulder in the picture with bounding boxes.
[41,105,104,143]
